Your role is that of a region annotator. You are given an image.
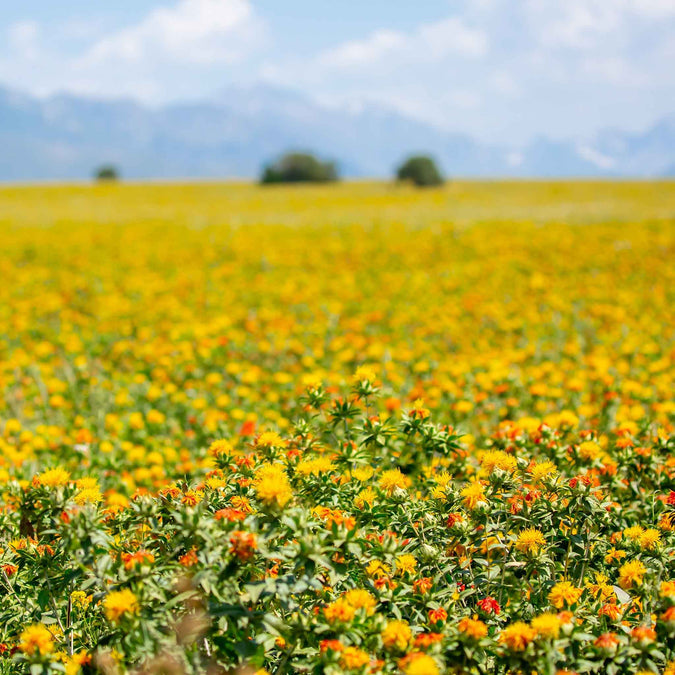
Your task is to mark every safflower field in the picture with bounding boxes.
[1,180,675,675]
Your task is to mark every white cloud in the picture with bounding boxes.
[259,0,675,142]
[523,0,675,50]
[417,18,488,58]
[576,144,616,169]
[8,21,40,60]
[506,151,524,167]
[491,71,520,96]
[260,12,490,132]
[449,90,482,109]
[1,0,674,143]
[0,0,264,101]
[318,15,488,71]
[626,0,675,18]
[320,30,407,69]
[86,0,258,66]
[542,4,620,49]
[581,56,645,86]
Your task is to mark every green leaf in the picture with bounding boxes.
[37,588,50,610]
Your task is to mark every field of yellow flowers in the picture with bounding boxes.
[1,180,674,675]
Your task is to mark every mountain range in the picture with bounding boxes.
[1,83,674,180]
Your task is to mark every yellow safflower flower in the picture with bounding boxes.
[515,529,546,555]
[378,468,409,495]
[35,467,71,487]
[19,624,54,655]
[104,589,139,623]
[382,620,412,650]
[548,581,583,608]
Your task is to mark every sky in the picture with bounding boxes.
[1,0,674,144]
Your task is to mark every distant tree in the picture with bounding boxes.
[396,155,444,187]
[94,165,120,182]
[260,152,338,184]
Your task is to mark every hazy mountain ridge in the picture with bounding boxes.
[0,83,673,180]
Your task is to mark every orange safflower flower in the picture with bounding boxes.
[499,622,537,651]
[428,608,447,624]
[229,531,257,561]
[214,508,246,522]
[121,550,155,569]
[593,632,620,651]
[599,603,622,620]
[414,633,443,648]
[631,626,656,644]
[179,549,198,567]
[413,577,433,594]
[458,617,488,640]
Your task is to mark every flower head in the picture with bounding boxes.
[578,441,601,461]
[530,460,557,484]
[379,468,409,495]
[461,480,486,509]
[35,467,71,488]
[499,622,537,651]
[477,596,501,615]
[229,531,257,561]
[515,528,546,555]
[71,590,92,610]
[531,613,561,639]
[209,439,234,457]
[255,432,287,450]
[354,487,376,509]
[396,554,417,575]
[74,487,102,505]
[631,625,656,644]
[458,616,488,639]
[618,559,646,590]
[399,653,440,675]
[343,589,377,615]
[340,646,370,670]
[104,589,138,623]
[428,607,447,624]
[324,597,355,623]
[296,456,334,476]
[19,624,54,655]
[382,620,411,650]
[548,581,582,609]
[254,463,292,508]
[353,366,377,384]
[594,632,620,652]
[408,398,430,419]
[481,450,517,475]
[638,528,661,550]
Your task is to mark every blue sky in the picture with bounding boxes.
[1,0,674,144]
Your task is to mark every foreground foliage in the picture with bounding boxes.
[0,181,673,674]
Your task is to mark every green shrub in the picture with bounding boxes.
[396,155,444,187]
[260,152,338,184]
[94,165,120,182]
